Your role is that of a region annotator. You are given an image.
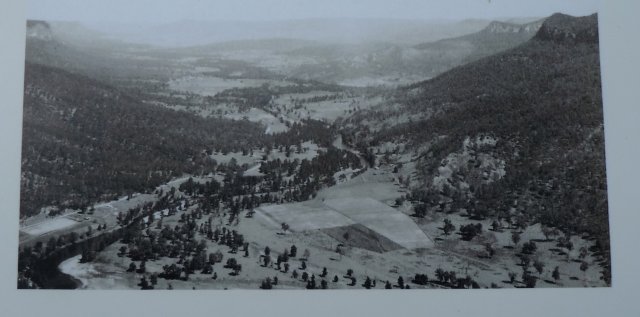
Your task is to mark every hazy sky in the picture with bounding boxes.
[28,0,599,24]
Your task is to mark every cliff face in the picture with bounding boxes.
[482,20,543,35]
[534,13,599,44]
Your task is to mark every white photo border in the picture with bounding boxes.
[1,1,638,316]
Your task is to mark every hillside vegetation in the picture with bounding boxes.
[21,63,264,217]
[348,13,609,282]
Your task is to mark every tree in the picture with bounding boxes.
[303,248,311,260]
[260,278,273,289]
[485,243,495,258]
[552,266,560,281]
[459,223,482,241]
[511,231,521,246]
[289,245,297,257]
[150,273,158,286]
[385,281,392,289]
[118,246,127,257]
[264,246,271,256]
[320,267,327,277]
[138,275,152,290]
[413,203,428,218]
[136,260,146,274]
[443,219,455,236]
[363,276,372,289]
[491,220,501,231]
[449,271,457,284]
[225,258,238,269]
[321,279,328,289]
[508,272,517,284]
[333,275,339,283]
[300,261,307,270]
[302,272,309,282]
[45,237,57,254]
[127,262,137,272]
[580,261,589,273]
[209,251,223,264]
[435,268,445,282]
[522,241,537,255]
[397,276,405,289]
[232,264,242,276]
[202,263,213,275]
[579,247,588,260]
[263,255,271,267]
[522,273,537,288]
[533,260,545,275]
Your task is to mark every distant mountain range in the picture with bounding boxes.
[411,19,544,71]
[25,17,548,87]
[87,18,493,47]
[281,18,545,84]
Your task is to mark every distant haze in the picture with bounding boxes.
[27,0,599,47]
[28,0,598,24]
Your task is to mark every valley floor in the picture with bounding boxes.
[53,167,605,290]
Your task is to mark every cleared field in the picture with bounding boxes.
[255,202,355,231]
[222,107,289,134]
[324,198,433,250]
[21,217,79,236]
[316,169,402,203]
[322,224,403,253]
[168,76,293,96]
[255,196,433,250]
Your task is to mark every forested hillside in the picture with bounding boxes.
[349,13,610,282]
[21,63,265,217]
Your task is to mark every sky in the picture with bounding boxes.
[27,0,600,24]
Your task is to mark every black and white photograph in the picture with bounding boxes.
[15,0,612,292]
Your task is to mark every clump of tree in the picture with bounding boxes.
[459,223,482,241]
[412,273,429,285]
[413,203,428,218]
[260,277,273,289]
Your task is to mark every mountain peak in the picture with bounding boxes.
[534,13,598,44]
